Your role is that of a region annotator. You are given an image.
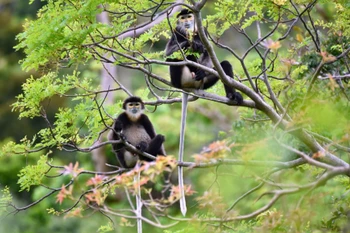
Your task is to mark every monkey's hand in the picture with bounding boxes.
[136,141,148,152]
[192,41,205,53]
[194,69,206,81]
[156,134,165,143]
[118,132,127,141]
[180,40,190,49]
[114,120,123,132]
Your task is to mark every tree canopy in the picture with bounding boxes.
[1,0,350,232]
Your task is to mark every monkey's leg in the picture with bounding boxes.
[117,149,134,168]
[166,58,184,88]
[202,74,219,89]
[220,60,243,104]
[142,135,165,160]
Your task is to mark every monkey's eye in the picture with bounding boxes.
[187,15,193,19]
[128,103,140,108]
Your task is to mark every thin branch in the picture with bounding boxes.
[178,158,305,169]
[319,73,350,80]
[11,180,74,213]
[226,182,264,213]
[290,0,320,52]
[306,130,350,153]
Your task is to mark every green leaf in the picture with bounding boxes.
[17,153,51,192]
[0,187,13,216]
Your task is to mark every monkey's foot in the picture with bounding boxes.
[227,92,243,105]
[115,121,123,132]
[191,72,196,79]
[194,69,206,81]
[155,134,165,143]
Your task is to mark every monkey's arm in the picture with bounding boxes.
[191,36,205,54]
[108,113,129,150]
[113,113,130,136]
[139,115,157,139]
[139,115,166,157]
[165,28,190,57]
[165,39,189,56]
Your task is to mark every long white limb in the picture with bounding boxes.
[178,93,188,216]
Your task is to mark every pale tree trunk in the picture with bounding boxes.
[92,11,117,172]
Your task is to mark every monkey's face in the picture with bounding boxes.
[125,102,144,121]
[178,13,196,32]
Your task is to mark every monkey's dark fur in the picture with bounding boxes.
[108,96,166,168]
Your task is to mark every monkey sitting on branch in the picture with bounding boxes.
[165,9,243,103]
[164,9,243,216]
[108,96,166,169]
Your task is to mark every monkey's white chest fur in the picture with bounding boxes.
[124,124,151,145]
[122,124,152,167]
[180,66,203,89]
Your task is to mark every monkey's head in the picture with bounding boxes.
[177,9,196,32]
[123,96,145,121]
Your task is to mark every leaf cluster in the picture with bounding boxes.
[17,154,50,192]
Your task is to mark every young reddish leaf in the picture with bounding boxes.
[184,184,196,196]
[62,162,83,178]
[193,140,231,163]
[263,39,281,52]
[131,177,150,195]
[167,184,195,203]
[64,207,83,218]
[319,51,336,62]
[85,189,106,206]
[86,174,105,187]
[312,150,325,159]
[327,74,338,91]
[56,190,65,205]
[56,184,73,205]
[168,185,181,202]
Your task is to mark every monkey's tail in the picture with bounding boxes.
[135,169,143,233]
[178,93,188,216]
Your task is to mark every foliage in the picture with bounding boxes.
[17,154,51,192]
[0,186,12,216]
[1,0,350,232]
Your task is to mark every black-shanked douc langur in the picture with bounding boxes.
[165,9,243,217]
[108,96,166,169]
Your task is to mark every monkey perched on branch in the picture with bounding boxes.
[108,96,166,168]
